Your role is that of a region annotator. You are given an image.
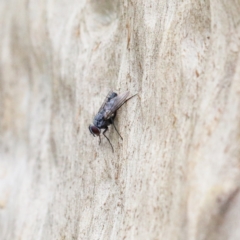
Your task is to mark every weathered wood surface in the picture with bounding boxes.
[0,0,240,239]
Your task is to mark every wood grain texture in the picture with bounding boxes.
[0,0,240,239]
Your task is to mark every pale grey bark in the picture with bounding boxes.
[0,0,240,240]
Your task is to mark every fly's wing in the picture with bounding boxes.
[97,90,114,114]
[104,91,130,120]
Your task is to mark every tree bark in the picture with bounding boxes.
[0,0,240,239]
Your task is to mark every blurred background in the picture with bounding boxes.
[0,0,240,239]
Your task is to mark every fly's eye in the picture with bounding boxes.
[89,125,100,136]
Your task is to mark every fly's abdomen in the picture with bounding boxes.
[109,92,117,99]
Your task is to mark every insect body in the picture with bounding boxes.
[89,91,136,152]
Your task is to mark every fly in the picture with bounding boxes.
[89,90,137,152]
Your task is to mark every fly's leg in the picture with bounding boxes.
[103,127,114,152]
[110,117,123,140]
[98,135,101,145]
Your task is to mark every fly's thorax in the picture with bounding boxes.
[93,112,109,128]
[93,117,99,127]
[104,110,111,119]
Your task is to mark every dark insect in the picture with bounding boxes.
[89,90,137,152]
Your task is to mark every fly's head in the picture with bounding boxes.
[89,124,101,137]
